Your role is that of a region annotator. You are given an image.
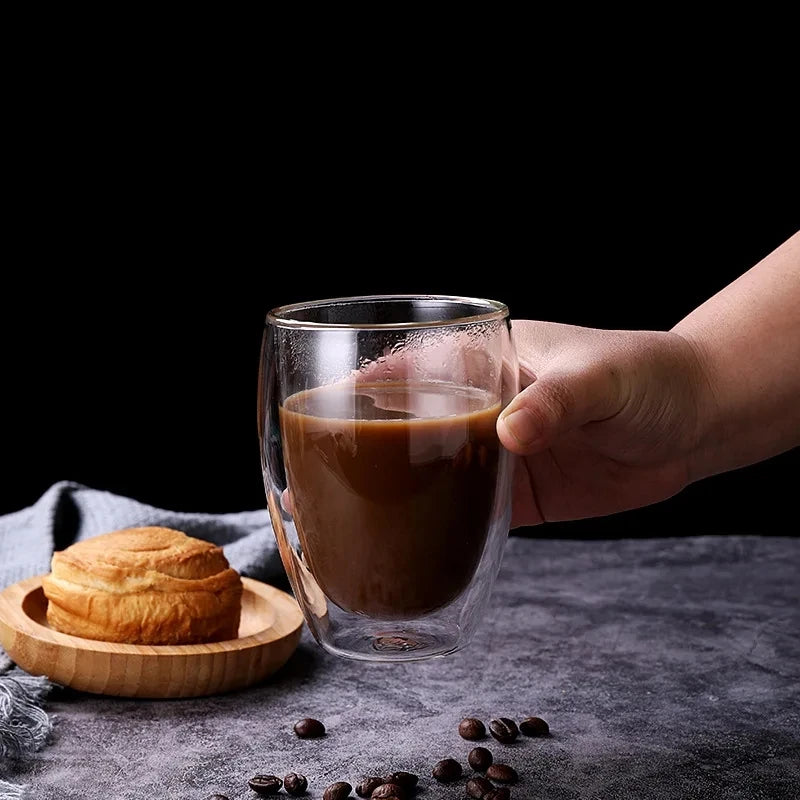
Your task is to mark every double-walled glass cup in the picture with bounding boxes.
[258,296,518,661]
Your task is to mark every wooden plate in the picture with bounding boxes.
[0,575,303,698]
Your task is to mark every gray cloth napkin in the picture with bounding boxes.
[0,481,278,799]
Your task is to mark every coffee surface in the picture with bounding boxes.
[280,381,501,618]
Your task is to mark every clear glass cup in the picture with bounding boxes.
[258,295,518,661]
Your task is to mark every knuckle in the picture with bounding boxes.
[539,377,576,421]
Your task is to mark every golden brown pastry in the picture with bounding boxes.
[42,527,243,645]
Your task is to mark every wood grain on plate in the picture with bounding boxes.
[0,575,303,698]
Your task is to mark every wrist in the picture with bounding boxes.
[669,326,721,483]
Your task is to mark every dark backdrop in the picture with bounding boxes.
[2,136,797,537]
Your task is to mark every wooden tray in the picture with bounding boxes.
[0,575,303,698]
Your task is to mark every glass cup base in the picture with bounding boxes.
[318,620,466,662]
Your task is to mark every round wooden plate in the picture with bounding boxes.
[0,575,303,698]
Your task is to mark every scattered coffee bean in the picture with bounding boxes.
[485,789,511,800]
[466,776,495,797]
[488,718,519,744]
[432,758,463,782]
[486,764,518,784]
[323,782,353,800]
[459,717,487,740]
[294,717,326,738]
[371,783,405,799]
[468,746,494,771]
[248,775,283,795]
[356,777,385,797]
[207,795,229,800]
[284,772,309,795]
[382,771,417,791]
[519,716,550,737]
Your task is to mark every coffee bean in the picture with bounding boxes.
[248,775,283,795]
[519,716,550,737]
[459,717,487,740]
[431,758,462,782]
[356,777,385,797]
[284,772,309,795]
[466,776,495,797]
[486,764,518,784]
[207,795,229,800]
[294,717,326,738]
[323,782,353,800]
[488,718,519,744]
[382,771,417,791]
[485,789,511,800]
[468,746,493,771]
[371,784,405,799]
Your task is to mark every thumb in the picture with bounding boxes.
[497,363,623,454]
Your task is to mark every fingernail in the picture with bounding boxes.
[500,407,539,446]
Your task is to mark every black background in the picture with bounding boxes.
[2,68,797,536]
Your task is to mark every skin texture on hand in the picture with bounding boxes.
[497,323,707,527]
[499,230,800,529]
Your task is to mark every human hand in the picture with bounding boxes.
[497,321,708,527]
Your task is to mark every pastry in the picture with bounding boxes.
[42,526,242,644]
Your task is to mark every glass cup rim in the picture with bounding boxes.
[266,294,509,331]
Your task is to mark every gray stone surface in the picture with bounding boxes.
[8,534,800,799]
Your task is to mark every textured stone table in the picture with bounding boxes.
[10,535,800,800]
